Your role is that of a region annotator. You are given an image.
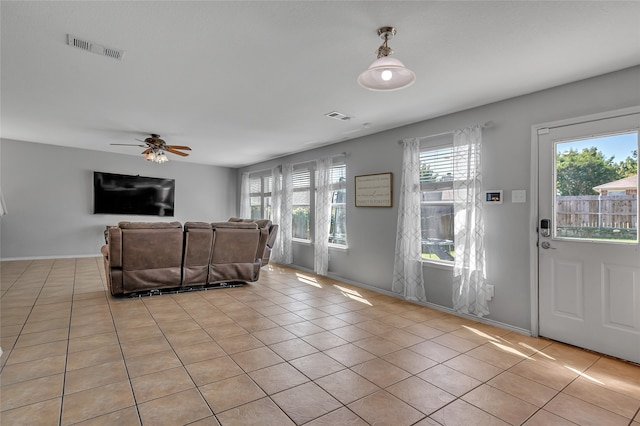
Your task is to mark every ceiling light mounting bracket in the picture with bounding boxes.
[376,27,396,58]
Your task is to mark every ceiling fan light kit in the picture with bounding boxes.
[358,26,416,91]
[145,150,169,163]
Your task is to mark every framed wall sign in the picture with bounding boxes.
[355,172,392,207]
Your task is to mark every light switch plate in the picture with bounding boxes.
[512,190,526,203]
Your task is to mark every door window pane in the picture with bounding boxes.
[554,131,638,242]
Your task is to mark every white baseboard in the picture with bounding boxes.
[0,253,101,261]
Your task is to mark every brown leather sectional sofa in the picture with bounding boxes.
[101,218,278,296]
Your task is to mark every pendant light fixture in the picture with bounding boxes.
[357,26,416,91]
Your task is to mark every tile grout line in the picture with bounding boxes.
[100,263,145,426]
[1,259,52,374]
[59,258,77,426]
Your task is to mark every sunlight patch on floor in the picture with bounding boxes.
[462,325,499,343]
[534,350,556,361]
[564,366,605,385]
[517,342,542,354]
[333,284,372,306]
[295,273,322,287]
[489,341,532,359]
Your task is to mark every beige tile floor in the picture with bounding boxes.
[1,257,639,426]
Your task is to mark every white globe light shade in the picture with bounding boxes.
[357,56,416,91]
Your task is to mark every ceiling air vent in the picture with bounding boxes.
[67,34,124,60]
[325,111,353,121]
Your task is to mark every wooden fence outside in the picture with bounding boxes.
[556,195,637,229]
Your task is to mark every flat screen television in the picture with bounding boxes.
[94,171,175,216]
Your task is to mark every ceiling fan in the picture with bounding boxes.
[111,134,191,163]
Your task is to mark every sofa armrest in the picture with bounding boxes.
[106,226,122,268]
[266,224,278,249]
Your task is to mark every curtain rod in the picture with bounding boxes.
[242,167,271,176]
[398,121,494,144]
[246,152,348,174]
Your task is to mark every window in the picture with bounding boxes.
[290,160,348,246]
[420,145,454,262]
[329,162,347,246]
[292,168,311,240]
[249,173,272,219]
[248,159,347,247]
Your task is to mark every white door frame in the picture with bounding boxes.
[529,105,640,338]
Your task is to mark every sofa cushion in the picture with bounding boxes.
[212,222,257,229]
[119,221,182,229]
[120,224,183,293]
[209,224,261,283]
[184,221,211,229]
[183,222,214,286]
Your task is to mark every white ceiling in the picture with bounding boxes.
[2,1,639,168]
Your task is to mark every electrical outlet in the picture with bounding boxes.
[487,285,495,300]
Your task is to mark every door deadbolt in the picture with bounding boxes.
[540,219,551,238]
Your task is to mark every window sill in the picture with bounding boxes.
[421,259,454,270]
[291,239,348,251]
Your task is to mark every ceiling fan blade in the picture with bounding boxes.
[111,143,146,147]
[141,148,152,155]
[166,148,190,157]
[166,145,192,151]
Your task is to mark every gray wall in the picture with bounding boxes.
[1,66,637,333]
[0,140,237,259]
[239,66,640,332]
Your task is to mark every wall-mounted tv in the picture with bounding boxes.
[94,171,175,216]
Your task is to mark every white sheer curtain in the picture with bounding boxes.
[392,138,426,302]
[314,157,331,276]
[239,172,251,219]
[0,191,7,216]
[273,163,293,264]
[271,166,282,223]
[453,125,489,317]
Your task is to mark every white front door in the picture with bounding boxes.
[538,111,640,364]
